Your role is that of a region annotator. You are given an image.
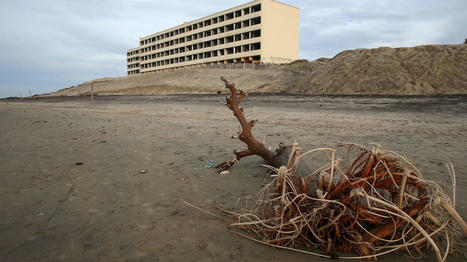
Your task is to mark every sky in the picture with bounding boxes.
[0,0,465,98]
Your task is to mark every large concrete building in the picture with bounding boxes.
[126,0,299,75]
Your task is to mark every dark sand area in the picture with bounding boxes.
[1,94,466,261]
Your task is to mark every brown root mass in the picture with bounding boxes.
[224,145,466,261]
[208,78,467,261]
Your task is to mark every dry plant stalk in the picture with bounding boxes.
[207,78,467,261]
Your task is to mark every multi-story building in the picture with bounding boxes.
[126,0,299,75]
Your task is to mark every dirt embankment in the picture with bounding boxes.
[44,44,467,96]
[286,45,467,94]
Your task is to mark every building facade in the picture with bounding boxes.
[126,0,299,75]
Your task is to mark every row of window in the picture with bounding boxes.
[127,57,140,63]
[140,42,261,69]
[128,50,139,56]
[139,29,261,62]
[127,63,140,69]
[133,17,261,56]
[128,69,140,75]
[139,3,261,46]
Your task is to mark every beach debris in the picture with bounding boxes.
[196,78,467,261]
[209,160,215,168]
[215,145,465,261]
[205,160,216,168]
[220,170,230,176]
[215,77,285,173]
[139,169,147,174]
[75,162,83,166]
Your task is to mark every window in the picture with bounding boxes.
[251,42,261,50]
[235,22,242,30]
[251,4,261,13]
[235,10,242,17]
[251,29,261,38]
[226,12,234,20]
[243,7,250,15]
[251,17,261,26]
[235,34,241,41]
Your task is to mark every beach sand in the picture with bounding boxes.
[1,94,466,261]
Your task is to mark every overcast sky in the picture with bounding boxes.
[0,0,465,98]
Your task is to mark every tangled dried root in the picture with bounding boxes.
[219,144,465,261]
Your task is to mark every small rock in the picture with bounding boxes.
[139,169,147,174]
[75,162,83,166]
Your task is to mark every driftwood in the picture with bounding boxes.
[208,78,467,261]
[215,77,285,172]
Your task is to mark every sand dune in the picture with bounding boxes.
[43,44,467,97]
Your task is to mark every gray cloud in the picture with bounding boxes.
[0,0,466,97]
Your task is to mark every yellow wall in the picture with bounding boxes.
[261,0,299,63]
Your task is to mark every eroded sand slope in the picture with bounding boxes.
[44,44,467,97]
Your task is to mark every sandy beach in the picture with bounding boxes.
[1,94,466,262]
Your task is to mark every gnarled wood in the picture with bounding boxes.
[217,77,281,172]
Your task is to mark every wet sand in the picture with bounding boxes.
[1,94,466,261]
